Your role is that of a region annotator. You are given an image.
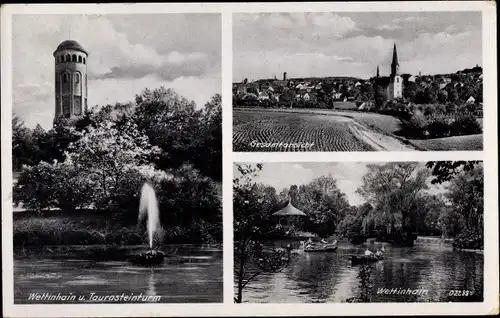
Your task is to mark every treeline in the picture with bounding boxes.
[234,162,483,250]
[379,100,482,139]
[13,88,222,244]
[403,74,482,106]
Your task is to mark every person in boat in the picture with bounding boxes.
[305,238,313,248]
[364,249,374,257]
[375,248,383,258]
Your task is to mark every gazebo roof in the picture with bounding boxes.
[272,201,306,216]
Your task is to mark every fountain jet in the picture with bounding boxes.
[138,182,160,249]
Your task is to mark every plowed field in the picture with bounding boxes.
[233,110,374,152]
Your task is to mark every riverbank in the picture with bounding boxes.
[13,212,222,247]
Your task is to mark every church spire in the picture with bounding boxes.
[391,43,399,77]
[376,65,380,78]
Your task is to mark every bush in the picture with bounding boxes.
[450,114,482,136]
[453,229,483,250]
[426,118,451,138]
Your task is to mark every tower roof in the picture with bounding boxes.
[391,43,399,67]
[54,40,88,55]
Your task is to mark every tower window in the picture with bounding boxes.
[72,54,77,62]
[74,100,81,115]
[396,77,399,83]
[83,57,86,65]
[63,73,70,83]
[75,73,80,83]
[66,54,70,62]
[63,99,70,115]
[78,56,82,63]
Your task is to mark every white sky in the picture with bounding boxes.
[233,12,482,82]
[12,14,221,129]
[233,162,447,206]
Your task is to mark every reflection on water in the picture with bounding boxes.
[14,245,223,304]
[242,243,483,303]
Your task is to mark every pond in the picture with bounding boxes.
[241,242,483,303]
[14,245,223,304]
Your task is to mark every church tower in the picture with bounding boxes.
[388,43,403,99]
[53,40,88,123]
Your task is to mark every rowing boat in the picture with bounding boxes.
[304,244,338,252]
[351,254,384,265]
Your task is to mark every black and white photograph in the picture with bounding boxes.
[2,1,498,317]
[9,13,222,303]
[234,161,484,303]
[233,12,484,152]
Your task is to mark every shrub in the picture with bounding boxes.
[426,118,451,138]
[410,111,428,129]
[450,114,482,136]
[453,229,483,250]
[422,105,436,117]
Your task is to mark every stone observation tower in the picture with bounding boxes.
[53,40,88,123]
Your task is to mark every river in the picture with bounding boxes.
[14,245,222,304]
[240,242,483,303]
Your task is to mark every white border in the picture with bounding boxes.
[2,2,498,317]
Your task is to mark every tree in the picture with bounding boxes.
[281,88,296,108]
[64,119,163,212]
[233,164,292,303]
[14,160,97,214]
[446,164,483,235]
[195,94,222,181]
[448,87,459,103]
[403,82,417,101]
[356,163,429,246]
[426,161,481,184]
[282,176,350,237]
[134,87,203,172]
[437,90,448,104]
[410,193,446,235]
[157,164,222,242]
[12,116,36,170]
[337,203,372,244]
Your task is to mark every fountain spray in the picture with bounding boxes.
[138,182,160,249]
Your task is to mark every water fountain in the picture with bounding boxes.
[130,182,165,266]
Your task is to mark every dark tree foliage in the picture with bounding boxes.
[426,161,481,184]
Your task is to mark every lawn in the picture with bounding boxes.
[409,134,483,151]
[336,111,404,135]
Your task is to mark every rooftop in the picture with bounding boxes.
[54,40,88,55]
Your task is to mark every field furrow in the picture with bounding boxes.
[233,109,375,152]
